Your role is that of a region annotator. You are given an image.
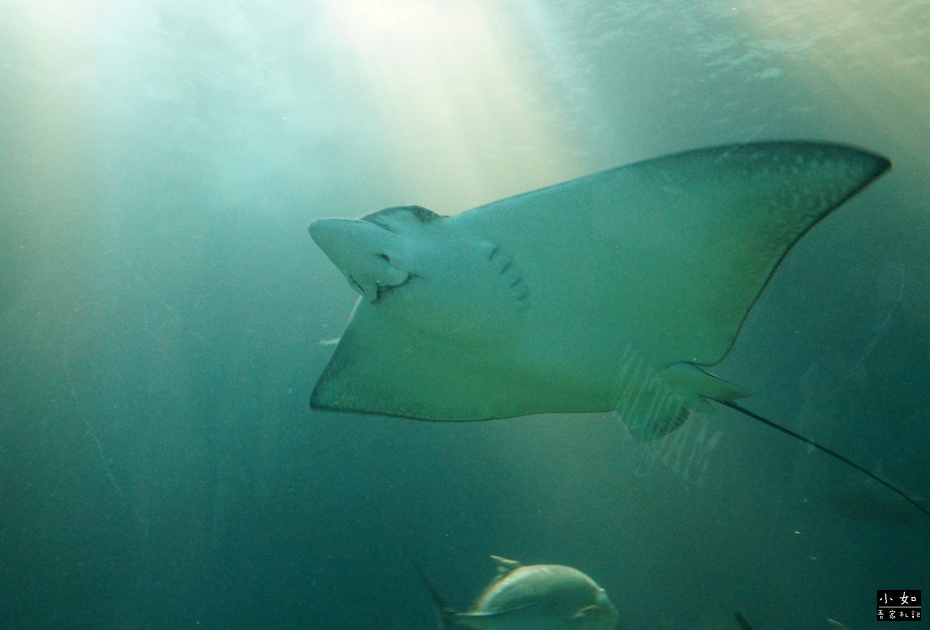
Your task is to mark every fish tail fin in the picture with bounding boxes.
[414,563,458,630]
[734,612,755,629]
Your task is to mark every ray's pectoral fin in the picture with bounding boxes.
[618,363,752,442]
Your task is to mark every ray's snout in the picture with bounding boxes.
[308,218,365,262]
[308,218,410,302]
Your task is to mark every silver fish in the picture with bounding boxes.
[418,555,618,630]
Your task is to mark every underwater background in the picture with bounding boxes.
[1,1,928,628]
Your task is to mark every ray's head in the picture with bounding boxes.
[308,205,439,303]
[309,205,529,342]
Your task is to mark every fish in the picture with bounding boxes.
[417,555,618,630]
[308,141,890,441]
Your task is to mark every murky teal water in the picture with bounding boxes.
[1,1,928,628]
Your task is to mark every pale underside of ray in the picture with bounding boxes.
[310,141,889,440]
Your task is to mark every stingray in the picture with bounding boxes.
[307,141,926,513]
[309,141,889,430]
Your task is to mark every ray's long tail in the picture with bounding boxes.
[720,400,930,520]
